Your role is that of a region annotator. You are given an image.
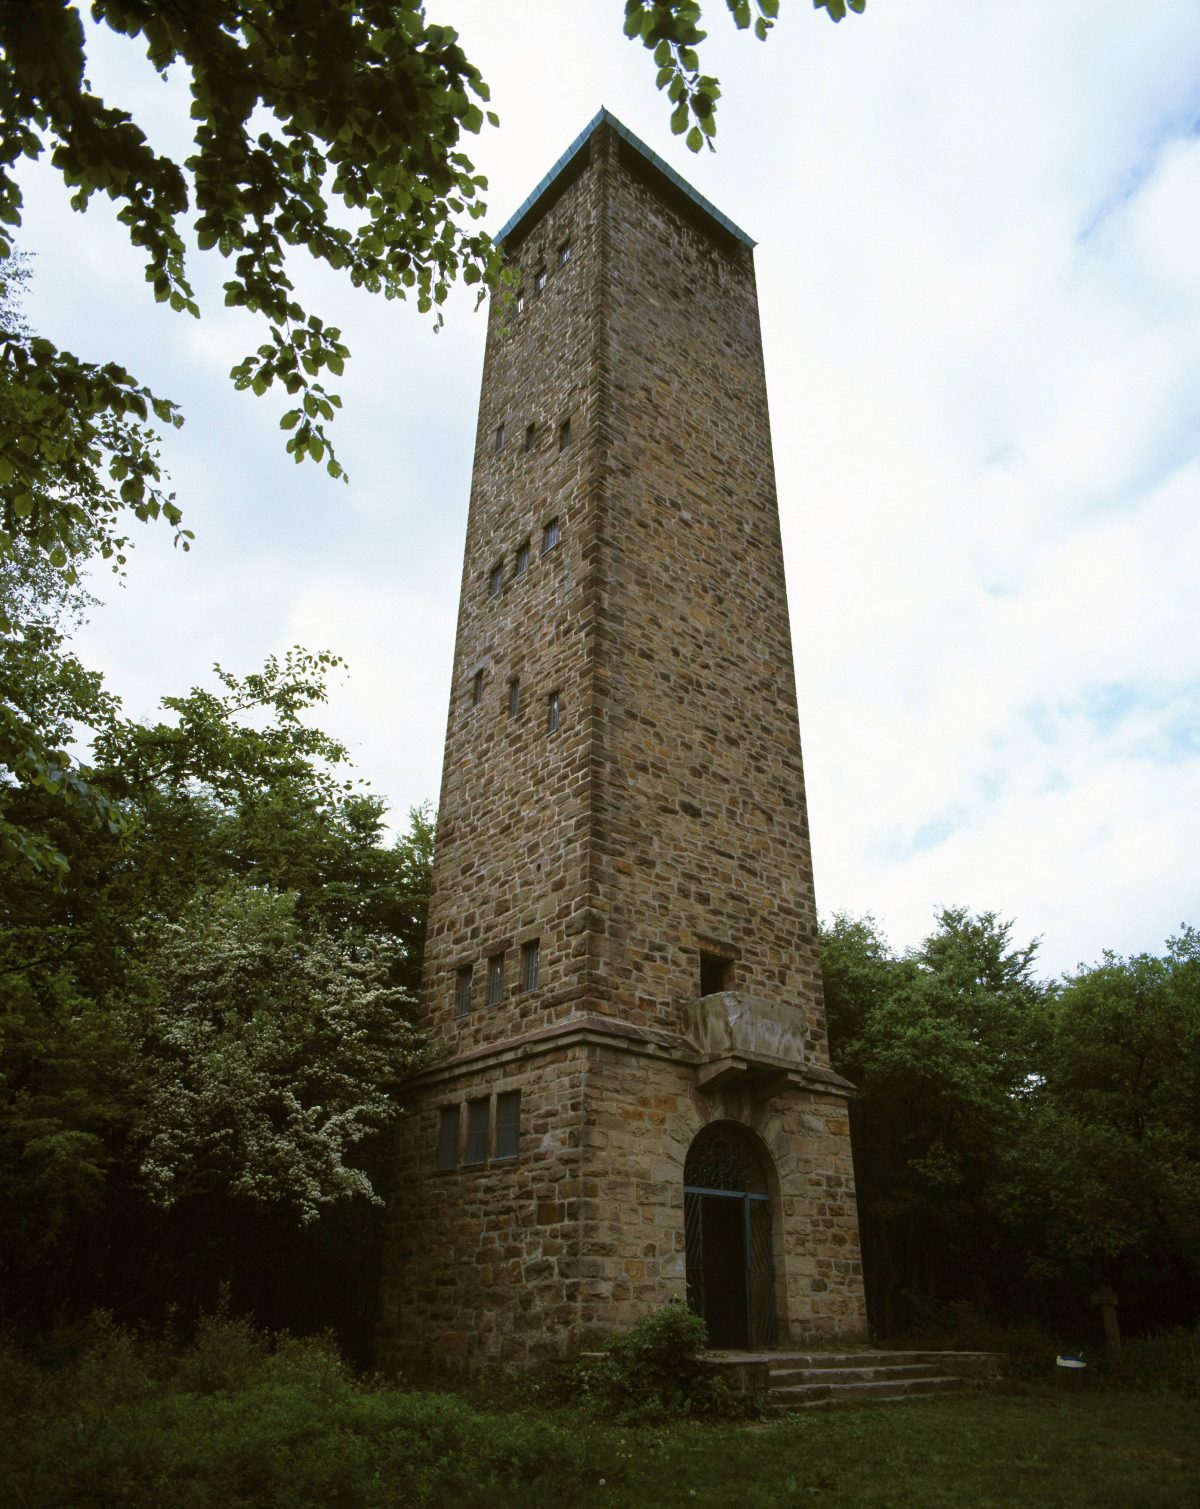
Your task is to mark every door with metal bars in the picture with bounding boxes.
[683,1121,778,1349]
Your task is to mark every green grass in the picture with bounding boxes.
[3,1322,1197,1508]
[604,1393,1200,1509]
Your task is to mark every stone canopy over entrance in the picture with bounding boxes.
[377,110,867,1372]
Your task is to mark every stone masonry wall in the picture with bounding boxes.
[381,1037,865,1369]
[380,118,866,1370]
[575,1049,864,1347]
[587,129,829,1057]
[379,1044,587,1372]
[420,155,605,1055]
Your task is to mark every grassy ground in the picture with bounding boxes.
[3,1354,1197,1508]
[586,1392,1200,1509]
[3,1315,1198,1507]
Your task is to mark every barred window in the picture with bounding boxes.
[534,267,547,293]
[542,517,560,553]
[514,539,530,577]
[455,965,473,1017]
[488,562,503,598]
[557,241,571,268]
[520,938,540,994]
[486,952,505,1006]
[495,1091,521,1160]
[437,1105,459,1170]
[465,1099,489,1165]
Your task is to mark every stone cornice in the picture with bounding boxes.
[408,1011,855,1099]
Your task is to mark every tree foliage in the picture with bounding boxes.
[624,0,864,153]
[1017,932,1200,1310]
[132,886,420,1223]
[1,1,866,574]
[0,574,431,1335]
[0,0,498,485]
[823,910,1200,1336]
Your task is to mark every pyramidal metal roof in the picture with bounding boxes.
[494,107,755,250]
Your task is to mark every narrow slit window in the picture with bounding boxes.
[486,952,505,1006]
[558,418,571,451]
[520,938,540,993]
[547,690,560,734]
[517,290,526,314]
[471,669,484,707]
[514,539,530,577]
[455,964,473,1017]
[542,517,560,553]
[465,1098,490,1165]
[493,422,505,453]
[534,267,547,293]
[508,679,520,719]
[524,424,536,453]
[437,1105,459,1170]
[495,1091,521,1160]
[488,562,503,598]
[557,241,571,268]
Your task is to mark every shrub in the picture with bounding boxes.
[589,1301,756,1421]
[1108,1325,1200,1397]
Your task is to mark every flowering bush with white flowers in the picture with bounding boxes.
[131,885,423,1224]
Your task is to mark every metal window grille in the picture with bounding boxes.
[486,953,505,1006]
[437,1105,459,1170]
[547,691,560,734]
[464,1099,489,1164]
[542,517,560,552]
[520,939,539,993]
[517,290,525,314]
[495,1091,521,1159]
[515,540,530,576]
[557,241,571,267]
[488,563,503,598]
[535,267,547,292]
[455,965,472,1017]
[508,680,520,718]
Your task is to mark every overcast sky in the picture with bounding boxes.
[16,2,1200,979]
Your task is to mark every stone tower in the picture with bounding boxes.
[379,110,866,1371]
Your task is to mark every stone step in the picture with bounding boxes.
[760,1352,960,1376]
[769,1374,966,1410]
[769,1362,943,1388]
[764,1350,943,1371]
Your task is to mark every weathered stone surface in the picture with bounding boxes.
[378,113,867,1373]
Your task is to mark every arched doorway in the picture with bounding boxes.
[684,1122,778,1349]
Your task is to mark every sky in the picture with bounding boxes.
[14,2,1200,980]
